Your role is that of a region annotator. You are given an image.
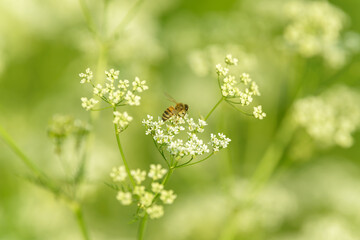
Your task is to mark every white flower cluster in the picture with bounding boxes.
[81,97,99,111]
[79,68,148,110]
[253,105,267,120]
[283,1,354,68]
[113,111,133,133]
[110,164,176,219]
[293,85,360,148]
[216,54,266,119]
[210,133,231,152]
[142,115,230,159]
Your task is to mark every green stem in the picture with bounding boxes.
[225,102,253,116]
[137,212,148,240]
[113,112,136,187]
[175,153,214,169]
[0,124,43,178]
[73,203,91,240]
[205,97,224,121]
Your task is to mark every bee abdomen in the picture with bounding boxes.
[162,106,176,121]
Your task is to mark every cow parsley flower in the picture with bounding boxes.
[81,97,98,111]
[113,111,133,133]
[148,164,167,180]
[131,169,147,184]
[110,166,127,182]
[215,55,266,119]
[151,182,164,193]
[283,1,355,68]
[216,64,229,76]
[143,114,230,162]
[117,191,132,205]
[210,133,231,152]
[225,54,238,66]
[160,190,177,204]
[79,68,148,108]
[79,68,93,84]
[293,85,360,148]
[146,205,164,219]
[253,105,267,120]
[110,164,175,219]
[139,192,155,207]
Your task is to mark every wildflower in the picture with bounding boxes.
[250,81,261,96]
[240,73,251,85]
[132,77,149,92]
[210,133,231,152]
[160,190,177,204]
[140,192,154,207]
[293,85,360,148]
[79,68,93,84]
[81,97,98,111]
[118,79,130,89]
[239,89,253,106]
[110,166,127,182]
[225,54,238,65]
[113,111,133,133]
[216,64,229,76]
[283,1,351,68]
[93,84,109,97]
[124,91,141,106]
[151,182,164,193]
[116,191,132,205]
[131,169,147,184]
[148,164,167,180]
[105,69,120,83]
[79,68,148,109]
[146,205,164,219]
[215,55,266,119]
[143,115,230,159]
[253,105,267,120]
[133,186,146,196]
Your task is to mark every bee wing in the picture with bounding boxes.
[164,92,178,104]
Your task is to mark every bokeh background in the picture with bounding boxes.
[1,0,360,239]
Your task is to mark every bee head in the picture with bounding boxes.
[185,104,189,111]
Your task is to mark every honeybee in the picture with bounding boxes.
[162,94,189,121]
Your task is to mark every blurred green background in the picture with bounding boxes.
[1,0,360,239]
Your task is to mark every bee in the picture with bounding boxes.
[162,94,189,121]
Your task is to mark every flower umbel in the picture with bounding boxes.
[110,164,176,219]
[216,54,266,119]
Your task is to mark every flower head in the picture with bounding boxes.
[113,111,133,133]
[81,97,98,111]
[131,169,147,185]
[146,205,164,219]
[253,105,267,120]
[160,190,177,204]
[117,191,132,205]
[148,164,167,180]
[110,166,127,182]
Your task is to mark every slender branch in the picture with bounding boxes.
[137,212,148,240]
[112,108,136,187]
[0,124,44,178]
[73,203,91,240]
[205,97,224,121]
[225,102,253,116]
[175,152,214,169]
[174,156,194,168]
[152,139,170,167]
